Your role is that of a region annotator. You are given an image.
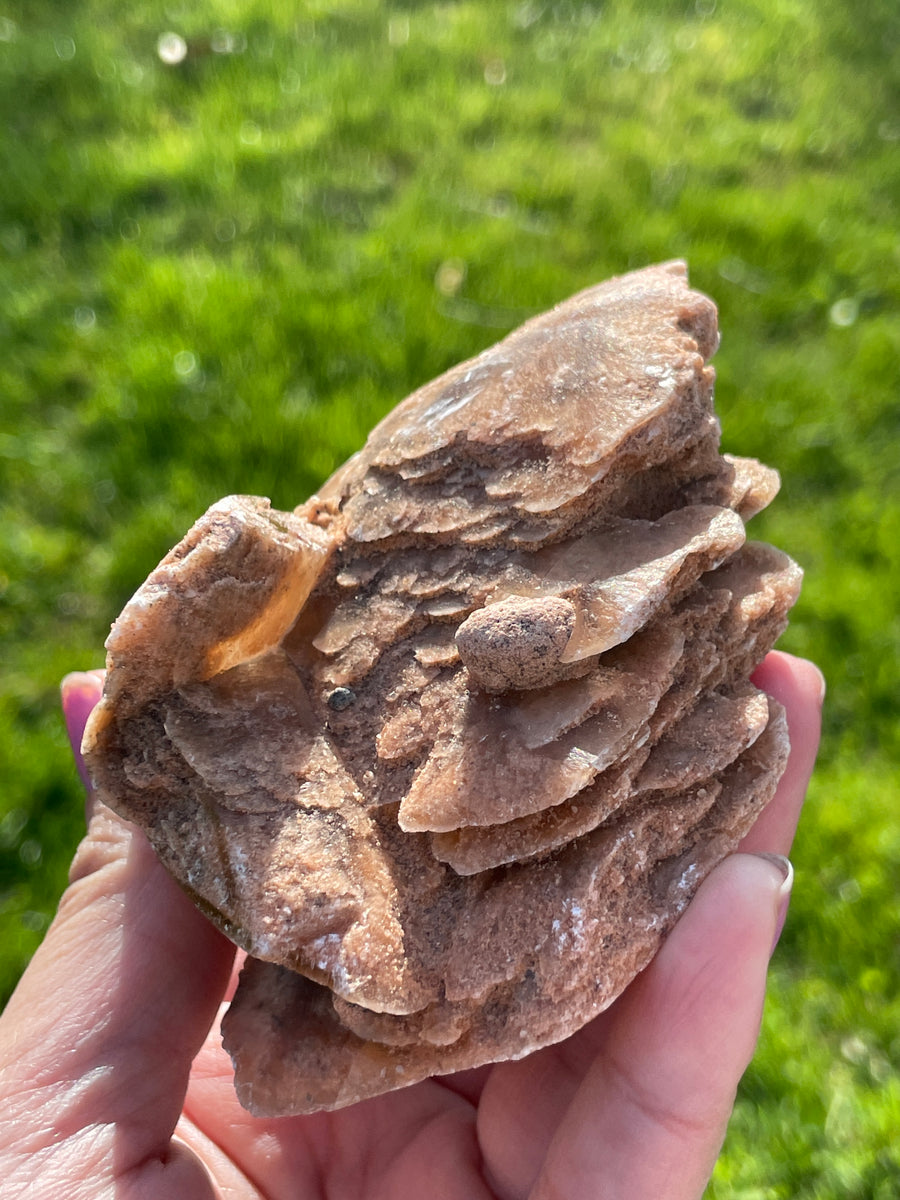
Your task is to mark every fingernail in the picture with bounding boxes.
[752,853,794,954]
[60,671,105,794]
[812,664,826,707]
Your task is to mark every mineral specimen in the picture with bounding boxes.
[82,261,801,1116]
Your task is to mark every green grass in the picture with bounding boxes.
[2,0,899,1192]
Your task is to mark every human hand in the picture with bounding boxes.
[0,652,822,1200]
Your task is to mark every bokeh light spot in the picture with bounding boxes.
[73,306,96,333]
[435,259,467,297]
[212,30,245,55]
[157,32,188,65]
[174,350,198,378]
[484,58,507,85]
[829,298,859,327]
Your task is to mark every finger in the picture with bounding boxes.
[0,676,235,1193]
[529,852,792,1200]
[742,651,824,854]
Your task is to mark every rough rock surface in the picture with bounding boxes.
[82,262,801,1116]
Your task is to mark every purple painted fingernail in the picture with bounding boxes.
[60,671,104,793]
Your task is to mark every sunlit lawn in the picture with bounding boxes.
[2,1,899,1193]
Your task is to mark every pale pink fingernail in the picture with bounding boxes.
[60,671,105,793]
[752,853,794,955]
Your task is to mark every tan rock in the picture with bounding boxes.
[82,261,801,1115]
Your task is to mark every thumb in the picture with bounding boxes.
[0,673,234,1191]
[531,851,793,1200]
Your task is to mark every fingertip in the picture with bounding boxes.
[811,662,826,707]
[747,851,793,900]
[717,852,794,956]
[662,852,790,986]
[752,650,825,712]
[60,670,105,724]
[741,652,823,858]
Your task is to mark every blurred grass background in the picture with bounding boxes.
[1,0,898,1192]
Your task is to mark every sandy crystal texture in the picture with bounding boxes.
[83,262,801,1116]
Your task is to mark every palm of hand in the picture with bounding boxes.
[0,652,821,1200]
[177,875,766,1200]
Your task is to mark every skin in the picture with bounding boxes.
[0,651,823,1200]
